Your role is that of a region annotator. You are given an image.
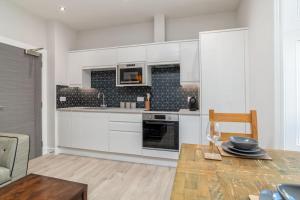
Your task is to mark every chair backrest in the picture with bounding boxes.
[209,109,258,141]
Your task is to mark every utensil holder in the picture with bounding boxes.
[145,100,150,111]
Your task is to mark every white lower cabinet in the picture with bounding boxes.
[109,131,142,155]
[72,112,109,151]
[179,115,201,144]
[108,113,142,155]
[57,111,202,160]
[57,112,72,148]
[57,111,109,151]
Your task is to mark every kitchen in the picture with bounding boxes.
[2,0,299,199]
[55,27,247,166]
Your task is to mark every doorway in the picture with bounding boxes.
[0,42,42,159]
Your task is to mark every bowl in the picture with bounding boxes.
[229,136,258,150]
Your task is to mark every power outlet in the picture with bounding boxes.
[137,97,144,102]
[60,97,67,102]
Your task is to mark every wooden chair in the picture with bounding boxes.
[209,109,258,141]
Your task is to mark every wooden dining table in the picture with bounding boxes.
[171,144,300,200]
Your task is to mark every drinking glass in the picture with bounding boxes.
[206,121,221,152]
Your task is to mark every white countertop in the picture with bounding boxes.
[57,107,145,114]
[57,107,200,116]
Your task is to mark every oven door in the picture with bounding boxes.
[143,120,179,151]
[119,67,143,84]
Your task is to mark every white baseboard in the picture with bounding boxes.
[56,147,177,167]
[43,147,56,155]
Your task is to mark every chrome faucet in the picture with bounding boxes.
[97,92,107,108]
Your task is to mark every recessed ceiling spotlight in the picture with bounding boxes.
[59,6,66,12]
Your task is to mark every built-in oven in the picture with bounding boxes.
[117,63,146,85]
[142,113,179,151]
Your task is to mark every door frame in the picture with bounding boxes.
[0,35,48,155]
[274,0,285,149]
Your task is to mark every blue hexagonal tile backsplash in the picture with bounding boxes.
[57,66,198,111]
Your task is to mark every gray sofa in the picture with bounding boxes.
[0,133,30,186]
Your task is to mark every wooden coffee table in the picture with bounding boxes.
[0,174,88,200]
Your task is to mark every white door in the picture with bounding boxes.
[200,29,247,114]
[282,0,300,151]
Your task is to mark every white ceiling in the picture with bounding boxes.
[11,0,241,31]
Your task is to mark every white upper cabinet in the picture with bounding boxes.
[180,41,200,85]
[146,43,180,64]
[68,52,83,86]
[200,29,248,114]
[82,49,117,68]
[68,49,117,86]
[117,46,146,63]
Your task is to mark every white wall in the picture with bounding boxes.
[75,22,153,49]
[237,0,275,148]
[0,0,47,48]
[75,12,238,49]
[166,12,237,41]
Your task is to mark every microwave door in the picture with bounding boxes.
[120,68,143,84]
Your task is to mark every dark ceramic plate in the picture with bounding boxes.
[225,141,261,153]
[229,136,258,150]
[221,142,266,157]
[259,190,283,200]
[277,184,300,200]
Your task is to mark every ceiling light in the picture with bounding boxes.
[59,6,66,12]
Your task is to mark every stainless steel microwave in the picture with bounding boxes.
[117,63,147,86]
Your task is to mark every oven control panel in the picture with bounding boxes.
[142,113,179,121]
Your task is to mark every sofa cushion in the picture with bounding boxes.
[0,137,17,171]
[0,146,5,158]
[0,167,11,185]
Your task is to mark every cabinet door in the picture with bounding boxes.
[72,112,109,151]
[146,43,180,63]
[201,30,247,114]
[84,49,117,67]
[179,115,201,144]
[68,52,82,86]
[109,131,142,155]
[117,46,146,63]
[180,41,200,84]
[57,112,72,147]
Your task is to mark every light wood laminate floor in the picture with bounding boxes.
[28,154,176,200]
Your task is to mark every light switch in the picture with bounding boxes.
[60,97,67,102]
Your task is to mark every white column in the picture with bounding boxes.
[154,14,165,42]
